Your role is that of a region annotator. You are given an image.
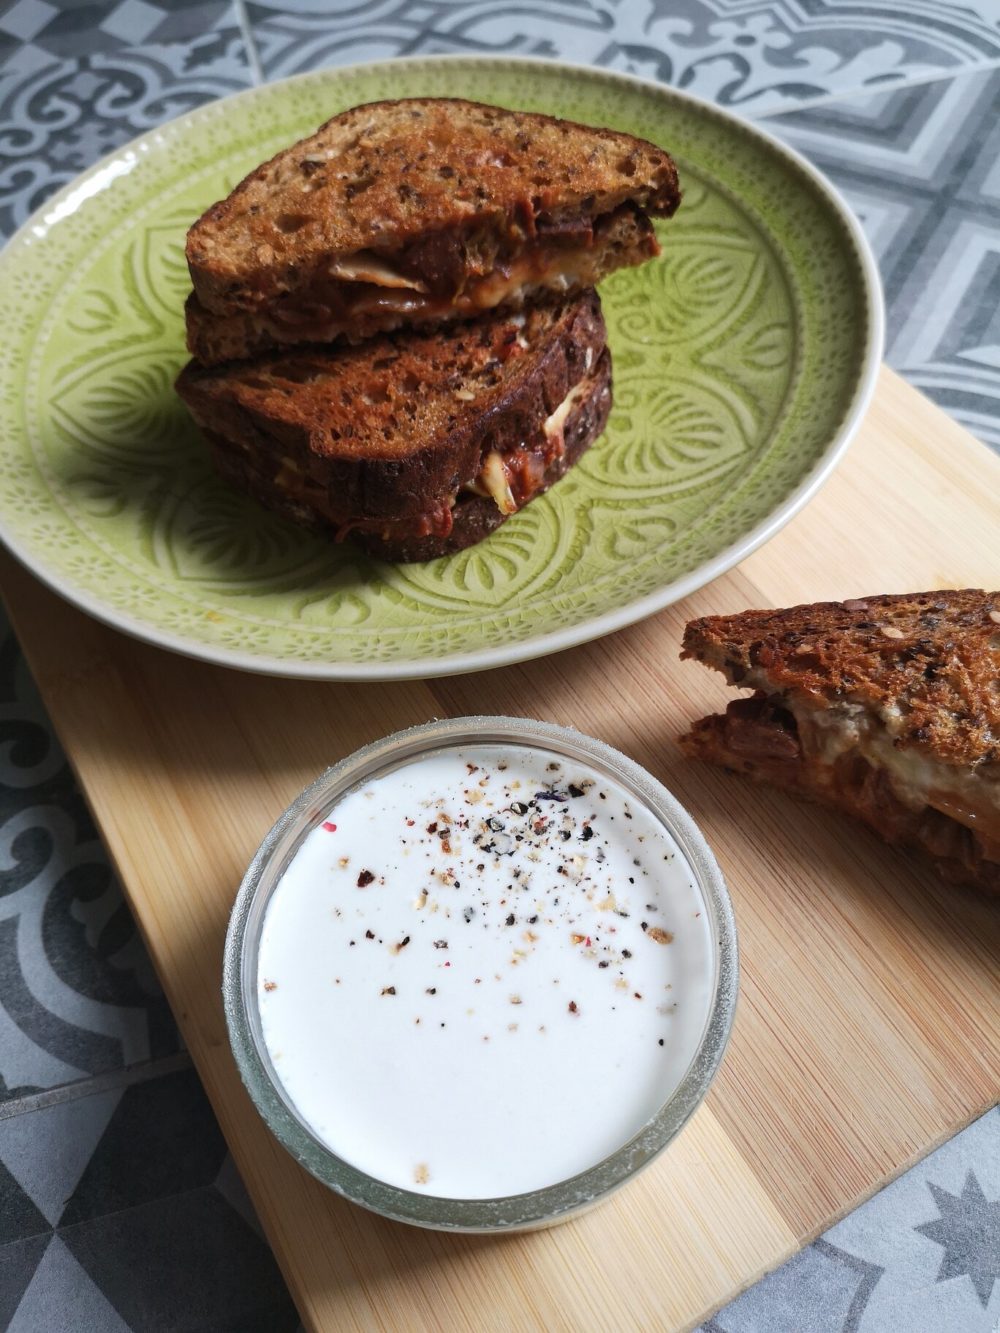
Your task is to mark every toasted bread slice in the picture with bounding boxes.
[185,98,677,355]
[186,204,655,366]
[175,290,610,560]
[680,592,1000,893]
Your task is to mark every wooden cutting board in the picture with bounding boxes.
[2,366,998,1332]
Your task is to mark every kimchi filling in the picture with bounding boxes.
[703,693,1000,868]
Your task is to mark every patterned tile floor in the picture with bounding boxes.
[0,0,998,1327]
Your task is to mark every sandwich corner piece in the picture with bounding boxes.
[679,591,1000,895]
[175,97,682,561]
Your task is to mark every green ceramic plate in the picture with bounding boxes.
[0,57,882,680]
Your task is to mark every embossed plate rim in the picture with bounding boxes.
[0,54,884,680]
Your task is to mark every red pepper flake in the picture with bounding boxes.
[634,992,643,1000]
[406,818,415,827]
[444,961,451,968]
[357,869,375,888]
[427,822,438,834]
[365,930,375,940]
[263,980,277,992]
[568,1000,579,1015]
[322,821,337,833]
[585,936,592,948]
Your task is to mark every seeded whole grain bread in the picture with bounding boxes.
[175,290,610,560]
[186,97,680,319]
[208,353,610,563]
[185,206,655,366]
[680,592,1000,893]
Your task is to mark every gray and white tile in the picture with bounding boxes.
[0,0,238,66]
[762,65,1000,451]
[699,1107,1000,1332]
[246,0,1000,113]
[0,1063,300,1330]
[0,4,253,238]
[0,609,180,1104]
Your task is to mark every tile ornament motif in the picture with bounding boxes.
[0,621,179,1104]
[765,66,1000,453]
[699,1107,1000,1332]
[916,1172,1000,1308]
[0,18,251,237]
[246,0,1000,111]
[0,1066,299,1329]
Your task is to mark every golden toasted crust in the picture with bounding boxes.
[352,351,610,562]
[185,205,656,366]
[186,97,680,315]
[175,291,607,519]
[201,349,610,562]
[681,592,1000,770]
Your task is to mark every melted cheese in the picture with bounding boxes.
[460,378,589,513]
[328,252,428,292]
[543,380,587,455]
[786,696,1000,842]
[252,241,605,346]
[477,451,517,514]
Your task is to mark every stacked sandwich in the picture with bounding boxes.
[175,98,681,561]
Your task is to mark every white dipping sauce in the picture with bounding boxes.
[257,745,714,1198]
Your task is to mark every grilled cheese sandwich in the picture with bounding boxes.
[681,592,1000,893]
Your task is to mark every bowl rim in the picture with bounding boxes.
[222,715,739,1231]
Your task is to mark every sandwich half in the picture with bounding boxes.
[175,289,611,562]
[185,97,679,365]
[680,592,1000,894]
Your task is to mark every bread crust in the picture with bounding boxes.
[186,97,680,316]
[355,351,611,561]
[680,592,1000,894]
[202,348,610,562]
[682,592,1000,770]
[185,204,655,365]
[176,291,607,520]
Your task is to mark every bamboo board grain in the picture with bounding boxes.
[2,365,999,1332]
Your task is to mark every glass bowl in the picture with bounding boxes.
[223,715,738,1232]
